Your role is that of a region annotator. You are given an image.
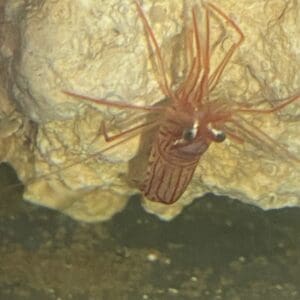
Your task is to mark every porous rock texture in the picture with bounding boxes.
[0,0,299,221]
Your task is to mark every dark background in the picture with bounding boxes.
[0,163,299,300]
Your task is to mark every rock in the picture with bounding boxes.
[0,0,299,221]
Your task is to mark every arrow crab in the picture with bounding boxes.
[63,1,299,204]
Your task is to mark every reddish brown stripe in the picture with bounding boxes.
[159,128,176,137]
[165,118,182,127]
[142,137,200,203]
[155,162,166,198]
[159,131,168,138]
[145,150,159,196]
[162,170,171,202]
[170,167,183,202]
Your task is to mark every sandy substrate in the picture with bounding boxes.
[0,163,300,299]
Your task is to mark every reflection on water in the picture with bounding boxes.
[0,162,299,299]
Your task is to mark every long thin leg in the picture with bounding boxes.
[185,8,204,102]
[194,5,211,105]
[101,120,157,142]
[235,94,299,114]
[135,0,177,101]
[177,8,203,103]
[63,90,165,112]
[24,121,159,186]
[176,20,198,98]
[230,117,299,161]
[64,89,162,143]
[203,4,211,99]
[176,57,197,98]
[223,126,245,143]
[205,3,245,93]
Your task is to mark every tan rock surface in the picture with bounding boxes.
[0,0,299,221]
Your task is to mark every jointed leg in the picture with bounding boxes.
[63,90,165,112]
[205,3,245,93]
[101,120,158,142]
[235,94,300,114]
[178,7,204,102]
[195,5,211,104]
[135,1,177,101]
[230,117,299,161]
[33,120,159,183]
[223,125,245,143]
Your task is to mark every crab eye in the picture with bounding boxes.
[182,127,197,142]
[211,128,226,143]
